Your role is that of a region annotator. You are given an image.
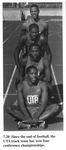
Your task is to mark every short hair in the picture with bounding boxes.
[29,23,39,31]
[30,3,39,12]
[26,65,38,74]
[29,43,40,51]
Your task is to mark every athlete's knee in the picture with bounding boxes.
[52,104,59,113]
[5,105,11,114]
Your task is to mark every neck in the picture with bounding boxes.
[29,32,40,41]
[27,78,38,87]
[30,55,41,63]
[32,16,40,22]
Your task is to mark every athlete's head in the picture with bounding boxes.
[29,23,39,40]
[26,65,38,84]
[30,3,39,20]
[29,43,41,61]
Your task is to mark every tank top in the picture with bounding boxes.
[23,80,41,107]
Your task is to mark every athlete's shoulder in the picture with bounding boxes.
[19,33,27,43]
[21,32,29,40]
[17,81,24,91]
[21,31,29,39]
[38,80,47,88]
[21,56,28,65]
[22,18,32,27]
[39,33,45,42]
[20,79,27,89]
[40,18,48,28]
[42,56,49,67]
[20,19,30,32]
[22,19,29,26]
[23,79,27,85]
[23,79,31,90]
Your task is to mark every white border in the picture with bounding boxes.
[0,0,66,150]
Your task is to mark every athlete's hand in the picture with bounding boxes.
[26,117,33,124]
[32,118,39,124]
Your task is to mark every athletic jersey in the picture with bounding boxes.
[22,17,48,33]
[23,80,42,107]
[25,56,45,78]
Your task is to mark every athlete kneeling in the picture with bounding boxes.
[5,66,61,129]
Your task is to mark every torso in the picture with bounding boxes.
[23,80,42,107]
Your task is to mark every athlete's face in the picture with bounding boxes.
[30,46,40,60]
[30,6,39,20]
[28,68,38,84]
[30,27,39,40]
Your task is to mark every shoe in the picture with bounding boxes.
[39,121,47,129]
[17,121,31,129]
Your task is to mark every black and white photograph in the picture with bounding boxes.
[3,2,63,132]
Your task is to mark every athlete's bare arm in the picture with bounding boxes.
[44,44,52,65]
[18,56,28,79]
[20,24,27,37]
[41,22,48,43]
[17,82,32,120]
[19,56,28,67]
[20,19,30,37]
[43,57,51,82]
[33,81,48,119]
[44,23,48,38]
[14,36,25,72]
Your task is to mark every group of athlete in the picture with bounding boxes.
[5,4,62,129]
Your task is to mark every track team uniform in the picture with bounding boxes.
[22,79,44,118]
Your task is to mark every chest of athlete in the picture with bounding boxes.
[23,82,42,106]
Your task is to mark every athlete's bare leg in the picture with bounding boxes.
[39,104,61,121]
[5,105,26,121]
